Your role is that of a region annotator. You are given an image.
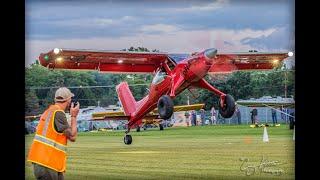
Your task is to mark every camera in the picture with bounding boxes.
[73,101,78,108]
[71,97,78,108]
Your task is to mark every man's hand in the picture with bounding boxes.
[70,102,80,117]
[66,102,80,142]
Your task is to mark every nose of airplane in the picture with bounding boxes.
[204,48,217,59]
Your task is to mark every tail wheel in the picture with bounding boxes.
[158,95,174,119]
[124,134,132,145]
[219,94,236,118]
[159,123,164,131]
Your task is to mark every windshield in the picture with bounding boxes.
[152,70,167,85]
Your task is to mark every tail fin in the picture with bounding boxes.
[116,82,137,116]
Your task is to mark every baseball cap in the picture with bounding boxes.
[54,87,74,102]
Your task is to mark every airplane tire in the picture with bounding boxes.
[158,95,174,119]
[124,134,132,145]
[219,94,236,118]
[159,124,164,131]
[136,126,140,132]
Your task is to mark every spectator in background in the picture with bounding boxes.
[271,108,277,125]
[236,105,241,125]
[191,110,197,126]
[185,111,190,127]
[289,108,295,129]
[285,108,290,124]
[200,109,206,126]
[250,108,258,124]
[250,108,254,124]
[280,107,286,123]
[211,106,217,125]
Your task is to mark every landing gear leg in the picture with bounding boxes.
[194,79,235,118]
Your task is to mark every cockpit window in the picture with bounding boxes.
[152,70,167,85]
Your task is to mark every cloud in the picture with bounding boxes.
[140,24,180,33]
[150,0,228,13]
[121,16,135,21]
[178,0,228,12]
[223,41,233,46]
[26,27,286,66]
[209,28,277,52]
[26,15,140,39]
[52,16,136,27]
[239,26,295,68]
[241,26,294,51]
[94,18,114,26]
[26,1,293,40]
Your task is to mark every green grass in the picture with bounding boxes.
[25,124,295,180]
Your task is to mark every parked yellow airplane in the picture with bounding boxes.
[91,104,205,131]
[25,104,205,131]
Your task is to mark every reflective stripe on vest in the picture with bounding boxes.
[34,134,67,153]
[42,111,53,136]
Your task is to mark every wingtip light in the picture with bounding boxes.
[53,48,60,54]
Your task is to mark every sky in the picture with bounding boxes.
[25,0,295,66]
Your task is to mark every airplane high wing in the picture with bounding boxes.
[39,48,176,73]
[208,52,291,74]
[39,48,291,74]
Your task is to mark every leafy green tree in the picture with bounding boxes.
[25,89,40,115]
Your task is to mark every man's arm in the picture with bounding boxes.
[64,117,77,142]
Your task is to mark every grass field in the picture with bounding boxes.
[25,125,295,180]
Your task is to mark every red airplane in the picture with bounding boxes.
[38,48,292,144]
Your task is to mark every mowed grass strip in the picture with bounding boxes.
[25,125,294,180]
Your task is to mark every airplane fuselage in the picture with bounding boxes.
[127,49,217,128]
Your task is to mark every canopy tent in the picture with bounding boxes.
[236,96,294,108]
[236,96,295,124]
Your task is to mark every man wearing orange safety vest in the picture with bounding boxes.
[27,87,80,180]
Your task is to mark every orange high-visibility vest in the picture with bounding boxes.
[27,104,68,172]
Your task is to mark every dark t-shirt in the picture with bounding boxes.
[54,111,70,133]
[251,109,258,116]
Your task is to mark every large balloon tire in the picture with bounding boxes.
[158,95,174,119]
[219,94,236,118]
